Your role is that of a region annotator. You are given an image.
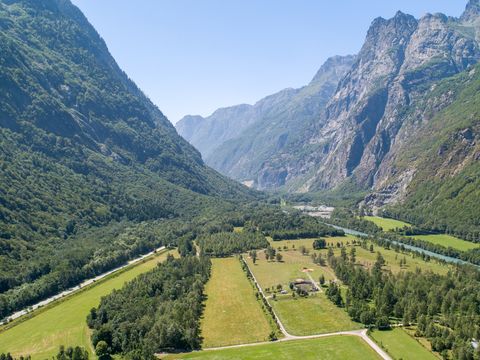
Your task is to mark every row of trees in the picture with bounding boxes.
[326,251,480,359]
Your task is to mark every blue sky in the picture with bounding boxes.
[71,1,467,123]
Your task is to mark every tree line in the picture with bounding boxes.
[326,251,480,360]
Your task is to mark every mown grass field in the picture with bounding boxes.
[363,216,411,231]
[370,328,438,360]
[409,234,479,252]
[200,258,272,348]
[0,250,174,360]
[163,335,381,359]
[271,294,361,336]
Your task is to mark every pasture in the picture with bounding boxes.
[409,234,479,252]
[363,216,411,231]
[370,328,438,360]
[163,335,381,359]
[200,257,272,348]
[271,294,361,336]
[0,250,174,359]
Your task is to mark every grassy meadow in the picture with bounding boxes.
[0,250,174,359]
[363,216,411,231]
[370,328,438,360]
[162,335,381,359]
[200,258,272,348]
[409,234,479,252]
[271,294,361,336]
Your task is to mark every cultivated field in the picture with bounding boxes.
[163,335,381,359]
[409,234,479,252]
[0,250,174,359]
[271,294,361,336]
[370,328,438,360]
[200,258,272,348]
[363,216,411,231]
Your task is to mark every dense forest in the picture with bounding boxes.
[326,251,480,360]
[198,231,268,257]
[87,255,211,359]
[248,208,344,239]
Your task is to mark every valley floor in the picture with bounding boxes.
[0,249,175,359]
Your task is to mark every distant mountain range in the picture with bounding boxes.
[177,0,480,239]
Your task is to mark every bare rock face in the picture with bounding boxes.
[268,6,480,195]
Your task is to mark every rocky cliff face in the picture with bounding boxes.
[254,3,480,194]
[177,55,356,187]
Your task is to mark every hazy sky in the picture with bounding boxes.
[71,1,467,123]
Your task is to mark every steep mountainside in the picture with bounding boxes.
[176,55,355,185]
[176,88,299,159]
[0,0,253,318]
[370,64,480,240]
[250,4,479,193]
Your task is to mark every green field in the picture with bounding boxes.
[363,216,411,231]
[370,328,438,360]
[271,295,361,336]
[200,258,272,348]
[0,250,174,359]
[163,335,381,359]
[409,234,479,252]
[266,235,450,276]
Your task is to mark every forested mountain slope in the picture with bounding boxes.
[0,0,254,318]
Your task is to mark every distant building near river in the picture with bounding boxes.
[293,204,334,218]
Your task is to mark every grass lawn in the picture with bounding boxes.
[409,234,479,252]
[162,335,381,359]
[200,258,271,348]
[370,328,438,360]
[363,216,411,231]
[271,294,361,336]
[0,250,174,360]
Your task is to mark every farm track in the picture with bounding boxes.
[240,258,392,360]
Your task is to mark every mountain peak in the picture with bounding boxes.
[461,0,480,21]
[310,55,356,84]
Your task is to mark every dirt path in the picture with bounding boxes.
[240,258,392,360]
[203,328,391,360]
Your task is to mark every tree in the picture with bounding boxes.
[369,244,374,253]
[350,247,356,264]
[95,341,111,360]
[250,250,257,264]
[275,253,283,262]
[319,274,325,286]
[313,239,326,250]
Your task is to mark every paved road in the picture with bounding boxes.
[240,258,392,360]
[1,246,166,325]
